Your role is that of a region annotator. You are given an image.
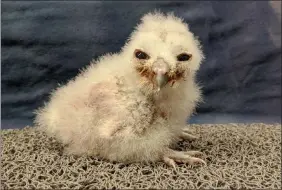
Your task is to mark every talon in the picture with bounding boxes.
[163,157,176,169]
[187,157,207,166]
[182,127,195,133]
[165,149,207,167]
[180,132,198,140]
[180,128,199,140]
[175,156,206,166]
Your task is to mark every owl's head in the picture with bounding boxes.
[122,11,204,92]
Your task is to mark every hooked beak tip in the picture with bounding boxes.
[155,72,169,90]
[152,59,170,90]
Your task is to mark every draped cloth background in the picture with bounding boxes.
[1,1,281,129]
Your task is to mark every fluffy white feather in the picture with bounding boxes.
[34,11,206,167]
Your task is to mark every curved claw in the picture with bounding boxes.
[180,128,199,141]
[163,157,176,169]
[180,156,207,166]
[163,149,207,168]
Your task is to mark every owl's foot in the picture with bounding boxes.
[163,149,206,168]
[179,127,199,141]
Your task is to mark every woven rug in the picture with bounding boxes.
[1,123,281,189]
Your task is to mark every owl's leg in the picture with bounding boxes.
[163,149,206,168]
[179,127,199,141]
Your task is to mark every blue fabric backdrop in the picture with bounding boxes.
[1,1,281,129]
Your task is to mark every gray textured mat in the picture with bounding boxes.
[1,123,281,189]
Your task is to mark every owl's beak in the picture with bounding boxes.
[152,59,170,91]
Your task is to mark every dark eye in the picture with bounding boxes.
[134,49,150,60]
[177,53,192,61]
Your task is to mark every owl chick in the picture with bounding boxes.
[34,11,206,168]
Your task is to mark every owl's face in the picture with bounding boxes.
[123,12,204,92]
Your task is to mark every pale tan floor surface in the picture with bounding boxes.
[1,123,281,189]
